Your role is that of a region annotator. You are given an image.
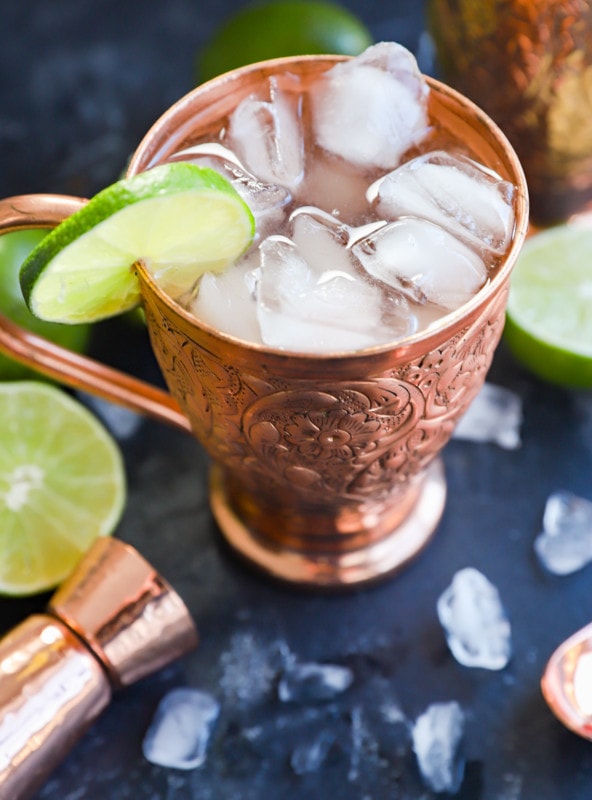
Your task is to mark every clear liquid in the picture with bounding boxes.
[163,65,511,352]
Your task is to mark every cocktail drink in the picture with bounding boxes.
[0,44,529,588]
[153,43,517,355]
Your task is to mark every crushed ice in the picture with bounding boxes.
[453,383,522,450]
[534,490,592,575]
[290,730,335,775]
[412,701,465,794]
[219,631,282,705]
[278,661,354,704]
[142,688,220,770]
[437,567,512,670]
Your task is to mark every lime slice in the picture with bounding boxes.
[198,0,373,81]
[0,381,126,595]
[20,162,255,324]
[0,230,92,379]
[505,224,592,388]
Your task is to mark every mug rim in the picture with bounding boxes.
[128,54,530,361]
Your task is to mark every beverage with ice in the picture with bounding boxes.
[0,41,527,588]
[163,42,516,353]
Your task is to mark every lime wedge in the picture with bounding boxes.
[505,224,592,388]
[0,381,126,595]
[20,162,255,324]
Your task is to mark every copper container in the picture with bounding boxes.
[428,0,592,225]
[0,56,529,589]
[0,537,197,800]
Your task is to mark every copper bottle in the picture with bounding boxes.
[428,0,592,224]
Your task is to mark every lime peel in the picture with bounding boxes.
[20,162,255,324]
[505,224,592,388]
[198,0,373,81]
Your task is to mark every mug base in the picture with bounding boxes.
[209,458,447,589]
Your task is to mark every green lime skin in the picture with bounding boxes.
[504,314,592,390]
[0,231,91,380]
[198,0,374,82]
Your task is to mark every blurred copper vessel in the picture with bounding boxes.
[0,56,528,588]
[428,0,592,225]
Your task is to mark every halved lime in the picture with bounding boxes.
[0,381,126,595]
[505,224,592,388]
[198,0,373,81]
[20,162,255,324]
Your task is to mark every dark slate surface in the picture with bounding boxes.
[2,2,592,798]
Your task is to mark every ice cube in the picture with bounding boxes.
[171,142,291,238]
[228,77,304,190]
[437,567,512,670]
[290,208,353,274]
[219,632,282,706]
[310,42,430,170]
[278,661,354,704]
[352,217,488,311]
[371,151,516,255]
[412,701,465,794]
[188,253,262,343]
[453,383,523,450]
[290,730,335,775]
[142,688,220,770]
[256,227,413,352]
[534,490,592,575]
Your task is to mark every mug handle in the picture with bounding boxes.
[0,194,191,433]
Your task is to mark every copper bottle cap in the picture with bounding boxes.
[48,537,199,687]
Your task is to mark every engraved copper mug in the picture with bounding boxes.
[428,0,592,225]
[0,56,529,589]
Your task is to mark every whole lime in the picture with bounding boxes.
[198,0,373,82]
[0,230,91,380]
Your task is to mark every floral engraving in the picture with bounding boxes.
[145,289,506,502]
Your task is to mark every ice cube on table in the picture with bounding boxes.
[453,382,523,450]
[228,77,304,190]
[171,142,291,239]
[290,730,335,775]
[352,217,488,311]
[278,661,354,704]
[437,567,512,670]
[371,150,516,255]
[256,218,413,352]
[534,490,592,575]
[188,253,261,343]
[310,42,430,170]
[412,701,465,794]
[142,688,220,770]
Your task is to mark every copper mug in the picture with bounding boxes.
[0,56,529,589]
[428,0,592,225]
